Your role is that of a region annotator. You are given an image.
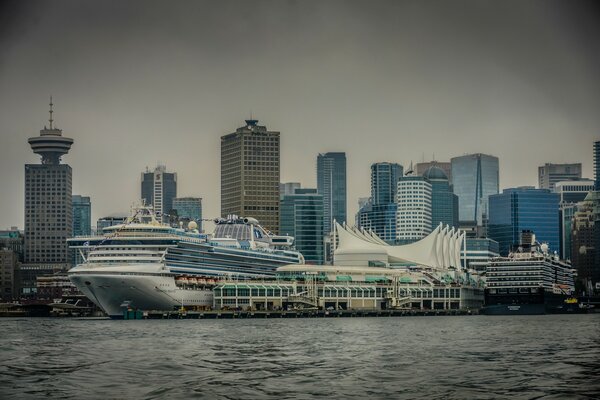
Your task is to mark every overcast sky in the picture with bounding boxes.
[1,0,599,230]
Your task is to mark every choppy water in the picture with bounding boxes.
[1,315,599,399]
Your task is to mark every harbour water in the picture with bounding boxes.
[1,315,599,399]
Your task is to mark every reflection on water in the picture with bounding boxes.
[1,315,599,399]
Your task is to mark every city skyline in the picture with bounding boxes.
[1,1,600,229]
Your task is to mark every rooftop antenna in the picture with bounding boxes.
[49,95,54,129]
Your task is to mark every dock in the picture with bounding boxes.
[133,308,478,320]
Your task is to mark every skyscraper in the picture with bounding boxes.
[554,180,595,204]
[488,187,560,256]
[356,162,402,244]
[595,141,600,191]
[423,166,458,230]
[416,161,452,183]
[172,197,203,231]
[538,163,582,190]
[280,182,301,198]
[72,195,91,236]
[371,162,403,205]
[221,119,280,233]
[280,188,324,264]
[571,192,600,293]
[24,98,73,266]
[396,175,432,244]
[317,152,347,235]
[141,165,177,221]
[451,153,499,225]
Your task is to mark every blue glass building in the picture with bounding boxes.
[72,195,91,236]
[280,188,324,264]
[317,152,346,235]
[357,202,398,244]
[461,238,500,270]
[173,197,203,231]
[488,187,560,256]
[451,154,499,225]
[423,166,458,230]
[371,162,403,205]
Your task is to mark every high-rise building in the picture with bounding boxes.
[0,229,24,262]
[559,203,577,261]
[416,161,451,182]
[72,195,91,237]
[141,165,177,221]
[357,202,398,244]
[423,166,458,230]
[571,192,600,294]
[595,141,600,191]
[488,187,560,256]
[451,153,499,225]
[554,180,595,204]
[221,119,280,233]
[280,182,301,198]
[538,163,582,190]
[460,238,500,270]
[396,175,432,244]
[96,215,127,233]
[371,162,403,205]
[280,188,324,264]
[317,152,347,235]
[172,197,203,231]
[24,99,73,267]
[0,249,19,301]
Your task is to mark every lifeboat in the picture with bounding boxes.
[188,277,198,285]
[198,278,207,285]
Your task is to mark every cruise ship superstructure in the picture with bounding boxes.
[68,207,303,317]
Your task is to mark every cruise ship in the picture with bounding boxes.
[482,231,579,315]
[68,207,303,318]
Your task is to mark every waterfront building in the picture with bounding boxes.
[450,153,499,225]
[280,182,301,198]
[0,249,19,301]
[221,119,280,233]
[396,175,432,244]
[423,166,458,230]
[172,197,203,231]
[96,215,127,233]
[538,163,582,190]
[72,195,91,237]
[488,187,560,256]
[317,152,347,235]
[24,99,73,270]
[371,162,403,205]
[280,188,324,264]
[141,165,177,222]
[554,180,595,203]
[571,191,600,294]
[461,238,499,270]
[357,202,398,244]
[416,161,451,183]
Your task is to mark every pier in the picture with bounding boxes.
[131,308,478,320]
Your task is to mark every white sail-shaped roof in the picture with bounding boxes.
[334,222,464,270]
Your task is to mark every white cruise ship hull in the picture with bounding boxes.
[68,263,213,318]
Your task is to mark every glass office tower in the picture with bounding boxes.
[141,165,177,222]
[451,154,499,225]
[72,195,91,236]
[488,187,560,256]
[423,166,458,229]
[595,141,600,191]
[371,162,403,205]
[280,188,324,264]
[357,203,398,244]
[317,152,347,235]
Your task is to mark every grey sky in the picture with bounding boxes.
[1,0,599,229]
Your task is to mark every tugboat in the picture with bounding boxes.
[482,230,583,315]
